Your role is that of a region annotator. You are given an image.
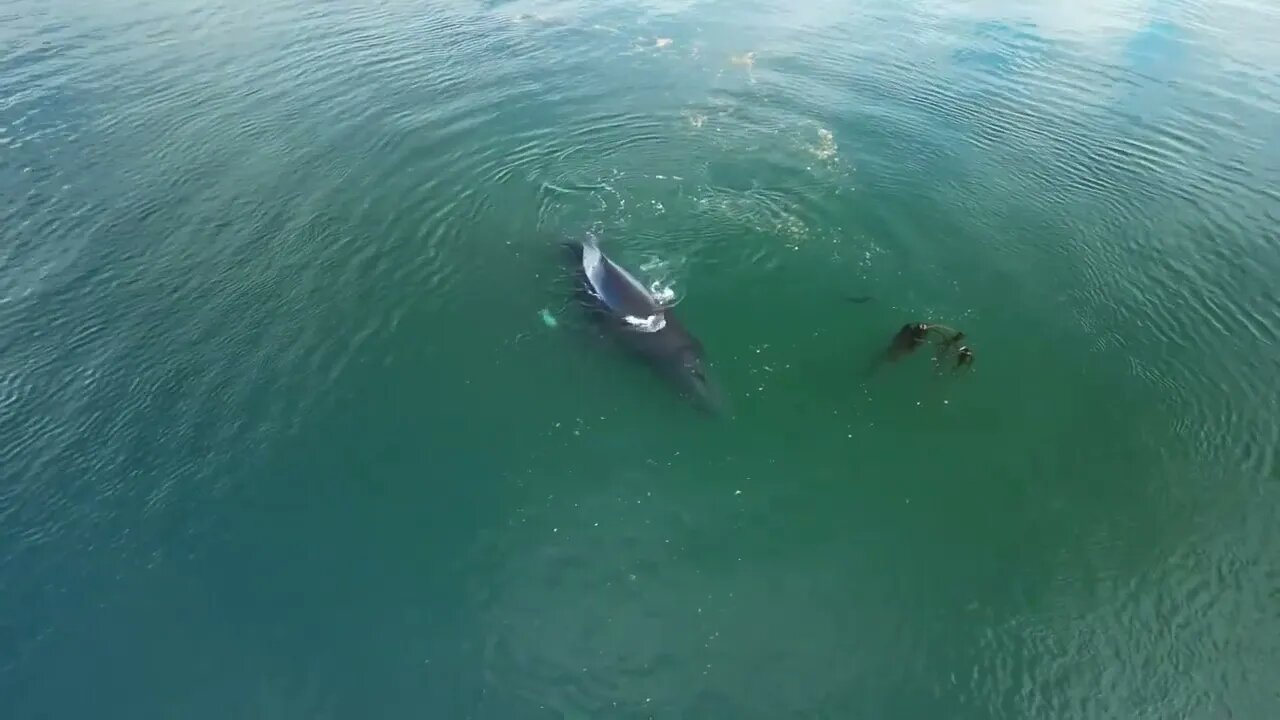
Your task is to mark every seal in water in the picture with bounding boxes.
[858,317,976,376]
[879,322,974,371]
[564,237,723,413]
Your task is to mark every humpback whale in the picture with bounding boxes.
[565,238,723,413]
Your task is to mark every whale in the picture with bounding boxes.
[564,237,723,413]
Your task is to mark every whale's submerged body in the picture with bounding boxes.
[565,238,723,413]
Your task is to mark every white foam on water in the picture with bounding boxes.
[648,282,677,305]
[729,51,758,83]
[813,127,838,160]
[623,313,667,332]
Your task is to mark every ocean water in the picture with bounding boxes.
[2,0,1278,717]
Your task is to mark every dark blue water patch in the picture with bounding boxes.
[197,347,514,716]
[1,347,511,718]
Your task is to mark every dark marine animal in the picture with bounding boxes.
[563,237,723,413]
[881,322,974,370]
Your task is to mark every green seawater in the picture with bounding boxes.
[2,0,1278,717]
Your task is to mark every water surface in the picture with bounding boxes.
[2,0,1278,717]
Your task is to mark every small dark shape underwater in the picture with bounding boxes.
[563,237,724,414]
